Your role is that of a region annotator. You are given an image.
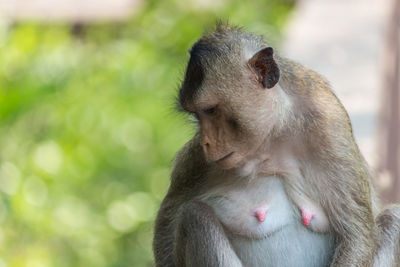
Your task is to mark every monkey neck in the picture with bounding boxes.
[236,134,301,179]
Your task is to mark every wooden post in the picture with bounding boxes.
[377,0,400,204]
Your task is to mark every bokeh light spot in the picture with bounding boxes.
[126,192,156,222]
[113,118,153,153]
[53,197,90,230]
[33,141,63,174]
[107,200,138,233]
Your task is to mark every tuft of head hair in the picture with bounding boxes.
[178,23,267,110]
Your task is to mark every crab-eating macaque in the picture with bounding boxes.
[153,24,400,267]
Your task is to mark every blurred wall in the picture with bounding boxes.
[0,0,142,21]
[282,0,397,202]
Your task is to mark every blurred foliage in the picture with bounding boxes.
[0,0,294,266]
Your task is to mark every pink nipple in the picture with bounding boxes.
[252,204,268,223]
[301,208,314,227]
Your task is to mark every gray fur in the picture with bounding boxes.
[374,205,400,267]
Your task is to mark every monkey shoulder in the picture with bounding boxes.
[153,136,212,266]
[277,56,357,153]
[155,136,207,232]
[275,56,345,117]
[169,135,210,194]
[276,56,329,86]
[159,135,209,220]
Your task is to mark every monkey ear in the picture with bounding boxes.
[248,47,280,89]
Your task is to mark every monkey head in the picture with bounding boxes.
[178,27,282,171]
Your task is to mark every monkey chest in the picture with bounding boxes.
[200,177,334,267]
[201,177,295,239]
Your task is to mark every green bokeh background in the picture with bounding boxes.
[0,0,294,266]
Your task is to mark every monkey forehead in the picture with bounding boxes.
[179,66,243,111]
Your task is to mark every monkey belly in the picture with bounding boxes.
[230,223,334,267]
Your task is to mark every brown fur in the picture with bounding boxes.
[153,23,400,267]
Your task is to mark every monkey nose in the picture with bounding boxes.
[201,137,211,153]
[202,142,210,155]
[202,142,210,150]
[201,134,210,148]
[252,204,268,223]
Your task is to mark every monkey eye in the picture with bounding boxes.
[202,106,216,115]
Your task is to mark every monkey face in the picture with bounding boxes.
[181,68,281,171]
[178,38,281,171]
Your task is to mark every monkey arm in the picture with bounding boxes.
[154,197,243,267]
[153,138,202,267]
[153,196,179,267]
[174,200,242,267]
[287,67,380,266]
[288,124,378,266]
[374,205,400,267]
[154,136,242,266]
[321,165,377,267]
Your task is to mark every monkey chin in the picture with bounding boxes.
[216,152,243,170]
[216,153,260,178]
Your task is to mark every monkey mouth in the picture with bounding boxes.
[216,152,235,163]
